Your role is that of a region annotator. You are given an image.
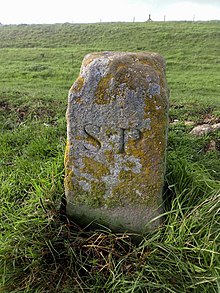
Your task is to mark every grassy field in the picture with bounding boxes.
[0,21,220,292]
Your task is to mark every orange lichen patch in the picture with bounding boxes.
[95,74,113,104]
[82,157,110,179]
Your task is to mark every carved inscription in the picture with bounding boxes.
[84,124,141,154]
[84,124,101,151]
[119,128,126,153]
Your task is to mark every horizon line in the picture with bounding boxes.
[1,19,220,26]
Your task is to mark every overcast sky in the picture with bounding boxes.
[0,0,220,24]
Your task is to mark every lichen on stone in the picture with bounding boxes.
[95,74,113,104]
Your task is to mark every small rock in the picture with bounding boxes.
[190,123,220,136]
[212,123,220,131]
[205,140,216,152]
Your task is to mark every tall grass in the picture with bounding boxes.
[1,158,219,292]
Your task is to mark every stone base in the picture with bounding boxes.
[66,202,163,234]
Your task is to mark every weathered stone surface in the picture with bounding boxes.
[65,51,169,233]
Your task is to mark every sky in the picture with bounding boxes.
[0,0,220,24]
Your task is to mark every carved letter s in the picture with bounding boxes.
[84,124,101,150]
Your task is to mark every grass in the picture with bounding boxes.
[0,21,219,292]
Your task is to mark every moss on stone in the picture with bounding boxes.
[75,135,83,140]
[69,76,85,98]
[105,178,159,208]
[64,169,74,191]
[73,180,106,208]
[144,94,168,167]
[74,76,84,92]
[124,160,137,170]
[88,181,106,207]
[82,157,110,179]
[118,169,134,181]
[64,140,72,170]
[104,150,115,164]
[95,74,113,104]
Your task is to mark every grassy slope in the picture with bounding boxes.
[0,22,219,292]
